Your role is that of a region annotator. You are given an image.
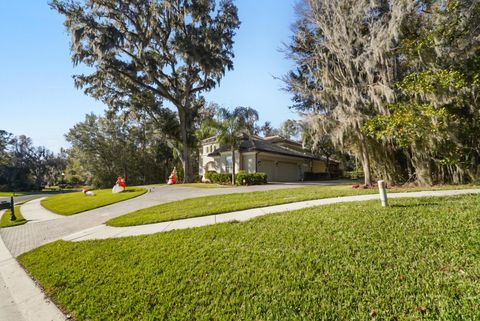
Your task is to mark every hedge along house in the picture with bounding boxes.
[199,134,340,182]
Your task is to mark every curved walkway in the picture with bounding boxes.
[20,198,63,223]
[64,188,480,242]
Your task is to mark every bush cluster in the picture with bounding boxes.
[235,171,267,186]
[204,171,232,184]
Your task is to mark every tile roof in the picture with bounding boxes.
[207,136,320,160]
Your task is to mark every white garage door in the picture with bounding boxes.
[258,160,275,182]
[277,162,299,181]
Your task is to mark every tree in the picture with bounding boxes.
[279,119,299,140]
[259,121,279,137]
[365,0,480,184]
[285,0,415,185]
[207,106,259,184]
[300,121,336,177]
[51,0,240,182]
[66,112,176,187]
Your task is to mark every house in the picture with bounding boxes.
[199,134,340,182]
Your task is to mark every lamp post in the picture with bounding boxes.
[10,195,16,221]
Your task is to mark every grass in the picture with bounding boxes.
[19,195,480,320]
[174,183,235,188]
[41,187,147,215]
[0,192,27,196]
[107,183,479,227]
[1,206,27,227]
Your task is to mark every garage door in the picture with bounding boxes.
[277,162,299,181]
[257,160,275,182]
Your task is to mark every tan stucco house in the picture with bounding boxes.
[199,134,339,182]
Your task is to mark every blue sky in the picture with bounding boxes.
[0,1,298,152]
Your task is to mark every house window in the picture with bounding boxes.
[225,155,233,173]
[204,146,208,154]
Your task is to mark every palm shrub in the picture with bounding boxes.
[204,107,259,184]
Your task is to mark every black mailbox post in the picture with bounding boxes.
[0,197,16,221]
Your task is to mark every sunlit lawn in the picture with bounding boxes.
[0,192,27,197]
[0,206,27,228]
[19,195,480,320]
[107,183,479,227]
[41,187,147,215]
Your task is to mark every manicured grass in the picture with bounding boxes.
[107,184,479,227]
[41,187,147,215]
[1,206,27,227]
[19,195,480,320]
[175,183,235,188]
[0,192,27,196]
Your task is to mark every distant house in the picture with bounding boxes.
[199,134,339,182]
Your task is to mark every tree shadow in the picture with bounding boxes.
[390,202,440,208]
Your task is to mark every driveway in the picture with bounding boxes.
[0,184,304,257]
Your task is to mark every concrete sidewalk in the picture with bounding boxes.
[0,233,65,321]
[20,198,63,223]
[64,188,480,242]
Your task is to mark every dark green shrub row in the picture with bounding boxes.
[204,171,232,184]
[235,171,267,186]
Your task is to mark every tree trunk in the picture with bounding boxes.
[231,145,236,185]
[178,109,194,183]
[326,156,331,179]
[359,138,372,186]
[410,145,433,186]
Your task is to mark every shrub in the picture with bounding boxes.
[205,171,232,184]
[235,171,268,186]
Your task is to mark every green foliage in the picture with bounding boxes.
[397,69,466,95]
[0,206,26,228]
[235,171,267,185]
[0,131,66,191]
[50,0,241,182]
[344,169,364,180]
[364,102,448,148]
[20,195,480,320]
[41,187,146,215]
[286,0,480,185]
[204,171,232,185]
[65,113,177,188]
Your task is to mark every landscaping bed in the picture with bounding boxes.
[0,206,27,228]
[107,184,479,227]
[41,187,147,215]
[19,195,480,320]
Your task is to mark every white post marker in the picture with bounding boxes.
[378,180,388,207]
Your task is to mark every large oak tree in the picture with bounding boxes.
[51,0,240,182]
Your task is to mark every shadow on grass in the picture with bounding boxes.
[390,202,440,208]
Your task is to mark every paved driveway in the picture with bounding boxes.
[0,184,306,257]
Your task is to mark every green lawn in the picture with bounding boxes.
[41,187,147,215]
[1,206,27,228]
[0,192,27,196]
[19,195,480,320]
[107,184,479,227]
